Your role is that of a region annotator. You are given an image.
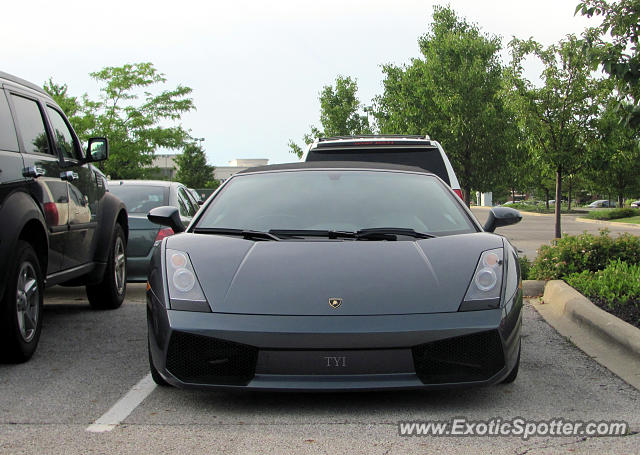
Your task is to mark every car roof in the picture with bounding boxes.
[311,135,435,148]
[236,161,435,175]
[0,71,49,96]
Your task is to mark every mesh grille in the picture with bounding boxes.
[166,331,258,385]
[412,330,504,384]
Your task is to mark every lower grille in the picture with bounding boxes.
[166,331,258,385]
[412,330,504,384]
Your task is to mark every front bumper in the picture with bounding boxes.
[147,289,522,391]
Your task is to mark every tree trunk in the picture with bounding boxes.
[554,167,562,240]
[545,189,550,210]
[568,178,572,211]
[618,194,624,208]
[511,187,515,202]
[463,187,471,208]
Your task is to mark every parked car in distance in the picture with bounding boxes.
[107,180,201,282]
[588,200,616,208]
[302,135,463,199]
[629,200,639,208]
[146,161,523,391]
[0,71,128,363]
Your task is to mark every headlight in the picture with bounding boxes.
[166,248,210,312]
[459,248,503,311]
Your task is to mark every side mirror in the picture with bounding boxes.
[86,137,109,162]
[148,206,186,233]
[483,207,522,233]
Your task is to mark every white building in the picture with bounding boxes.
[151,155,269,183]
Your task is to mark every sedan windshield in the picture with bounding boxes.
[195,170,476,236]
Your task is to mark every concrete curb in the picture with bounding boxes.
[522,280,546,297]
[574,216,640,230]
[542,280,640,357]
[533,280,640,390]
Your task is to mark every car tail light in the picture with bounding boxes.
[453,189,464,200]
[43,202,59,225]
[155,227,174,242]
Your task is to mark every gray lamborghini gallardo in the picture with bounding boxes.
[146,162,523,391]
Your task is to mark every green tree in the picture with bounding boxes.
[373,6,514,205]
[43,79,94,140]
[174,141,219,189]
[585,98,640,204]
[85,62,195,179]
[578,0,640,129]
[289,75,372,157]
[509,35,605,238]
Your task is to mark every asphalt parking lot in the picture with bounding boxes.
[2,213,640,454]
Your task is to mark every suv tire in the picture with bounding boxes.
[0,241,44,363]
[87,224,127,310]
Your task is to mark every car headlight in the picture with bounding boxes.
[166,248,210,312]
[459,248,503,311]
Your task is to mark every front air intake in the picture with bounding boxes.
[166,331,258,385]
[412,330,505,384]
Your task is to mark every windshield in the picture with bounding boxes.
[108,184,169,214]
[195,170,476,236]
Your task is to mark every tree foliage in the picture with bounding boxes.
[509,35,605,237]
[43,79,94,140]
[578,0,640,129]
[585,97,640,204]
[288,75,371,157]
[45,63,195,179]
[174,142,218,189]
[373,6,516,204]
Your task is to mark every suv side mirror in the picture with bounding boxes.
[148,206,186,233]
[483,207,522,233]
[86,137,109,162]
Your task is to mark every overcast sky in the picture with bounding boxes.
[3,0,595,166]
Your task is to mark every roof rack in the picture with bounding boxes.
[0,71,48,96]
[318,134,431,141]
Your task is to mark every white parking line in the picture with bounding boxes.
[86,373,156,433]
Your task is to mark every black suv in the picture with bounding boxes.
[0,71,128,362]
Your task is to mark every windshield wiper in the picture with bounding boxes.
[192,227,280,241]
[355,228,437,240]
[268,228,436,240]
[269,229,357,239]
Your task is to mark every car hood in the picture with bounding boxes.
[165,232,504,316]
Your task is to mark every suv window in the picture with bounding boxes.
[178,187,197,217]
[306,146,450,186]
[46,106,80,160]
[11,95,51,155]
[0,91,19,151]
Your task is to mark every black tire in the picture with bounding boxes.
[501,344,520,384]
[87,224,127,310]
[0,241,44,363]
[149,340,169,387]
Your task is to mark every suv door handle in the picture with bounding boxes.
[23,166,46,178]
[60,171,79,181]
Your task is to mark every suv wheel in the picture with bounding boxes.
[87,224,126,310]
[0,241,44,363]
